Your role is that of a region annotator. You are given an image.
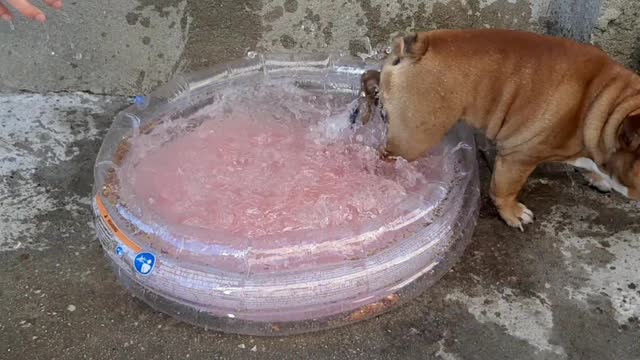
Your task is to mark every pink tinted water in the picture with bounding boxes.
[121,110,433,241]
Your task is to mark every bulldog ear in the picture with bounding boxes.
[392,32,429,60]
[619,110,640,150]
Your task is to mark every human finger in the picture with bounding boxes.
[6,0,46,22]
[43,0,63,10]
[0,3,14,22]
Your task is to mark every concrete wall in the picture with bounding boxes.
[0,0,638,96]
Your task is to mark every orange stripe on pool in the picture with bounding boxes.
[95,195,142,253]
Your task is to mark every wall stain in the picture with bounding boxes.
[126,12,141,25]
[283,0,298,13]
[133,0,177,17]
[280,34,296,49]
[264,6,284,22]
[541,0,600,42]
[135,70,147,90]
[633,40,640,71]
[349,39,369,55]
[181,0,264,70]
[356,0,533,50]
[140,17,151,28]
[323,21,334,44]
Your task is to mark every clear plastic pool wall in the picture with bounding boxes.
[92,53,480,336]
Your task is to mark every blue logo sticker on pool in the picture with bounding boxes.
[115,246,125,257]
[134,252,156,276]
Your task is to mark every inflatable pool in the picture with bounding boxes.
[92,53,480,336]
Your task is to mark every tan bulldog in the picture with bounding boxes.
[372,29,640,229]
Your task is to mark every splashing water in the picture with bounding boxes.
[118,79,453,244]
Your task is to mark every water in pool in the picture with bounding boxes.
[117,79,454,246]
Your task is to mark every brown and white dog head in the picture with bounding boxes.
[386,33,430,65]
[380,33,430,98]
[569,111,640,200]
[377,33,440,161]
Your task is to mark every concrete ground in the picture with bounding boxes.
[1,92,639,360]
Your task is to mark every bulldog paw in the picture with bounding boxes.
[498,202,534,231]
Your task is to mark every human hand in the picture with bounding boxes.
[0,0,63,23]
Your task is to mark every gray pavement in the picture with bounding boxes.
[1,93,638,359]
